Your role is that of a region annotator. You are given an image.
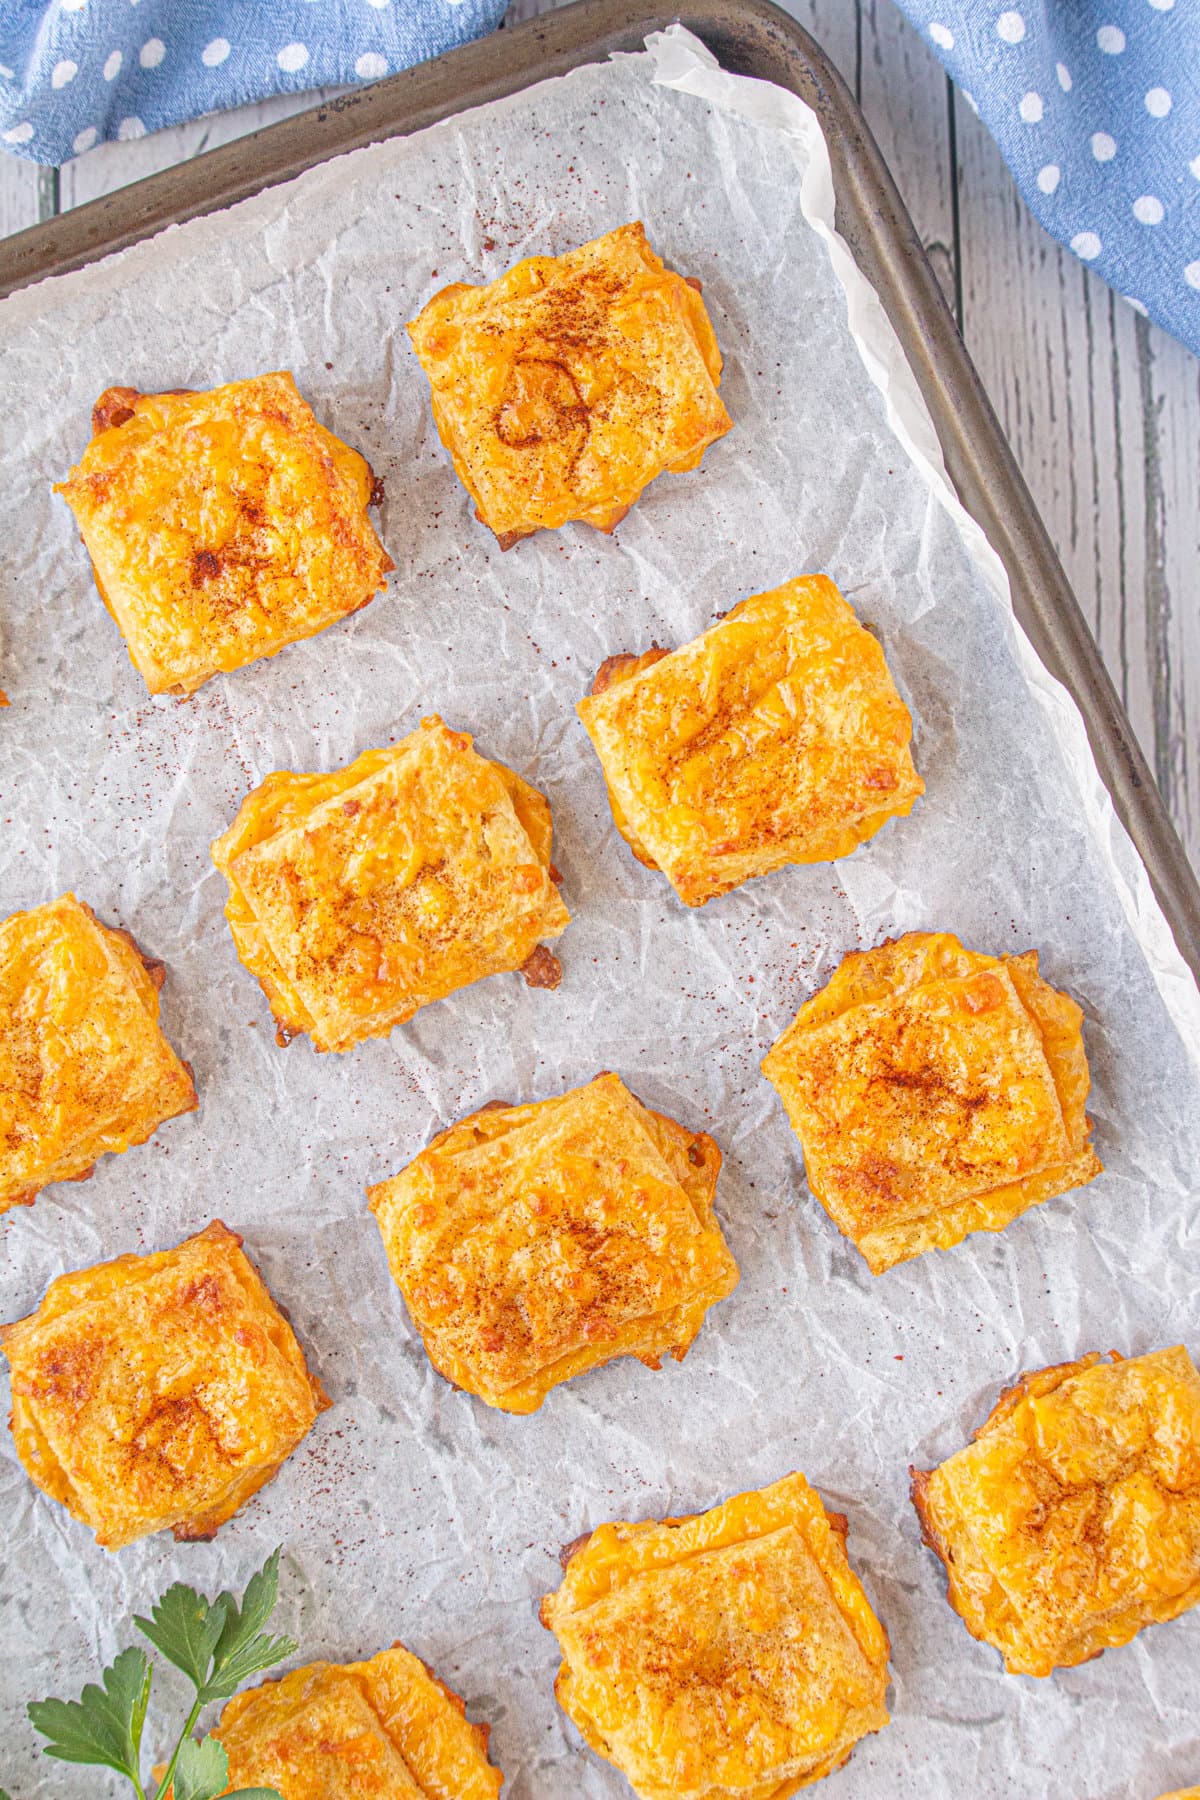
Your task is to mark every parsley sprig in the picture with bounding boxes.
[7,1548,294,1800]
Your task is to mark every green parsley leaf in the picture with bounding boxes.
[27,1644,151,1778]
[170,1734,228,1800]
[202,1550,296,1704]
[135,1584,228,1692]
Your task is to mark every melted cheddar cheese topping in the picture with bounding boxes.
[577,576,923,907]
[0,892,197,1214]
[541,1472,890,1800]
[912,1347,1200,1676]
[1,1220,328,1549]
[55,372,393,696]
[369,1072,738,1414]
[407,222,731,546]
[211,716,570,1054]
[761,930,1101,1273]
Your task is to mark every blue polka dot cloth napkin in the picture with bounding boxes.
[895,0,1198,354]
[0,0,507,165]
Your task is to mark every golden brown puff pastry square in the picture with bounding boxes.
[211,715,570,1054]
[55,373,393,697]
[0,892,198,1216]
[1157,1790,1200,1798]
[406,222,732,548]
[911,1347,1200,1677]
[0,1219,329,1550]
[163,1643,502,1799]
[760,929,1101,1273]
[540,1471,890,1800]
[368,1072,738,1414]
[576,576,923,907]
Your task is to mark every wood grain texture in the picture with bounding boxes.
[955,97,1200,865]
[0,0,1195,869]
[0,160,55,235]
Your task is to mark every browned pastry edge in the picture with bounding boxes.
[555,1530,594,1577]
[4,905,199,1215]
[483,507,633,552]
[520,945,563,990]
[589,647,669,697]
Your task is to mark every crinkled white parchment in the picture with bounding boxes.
[1,27,1198,1799]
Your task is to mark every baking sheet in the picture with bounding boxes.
[1,25,1198,1797]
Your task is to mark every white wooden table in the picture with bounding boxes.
[3,0,1197,869]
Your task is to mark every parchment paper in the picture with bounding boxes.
[1,28,1198,1798]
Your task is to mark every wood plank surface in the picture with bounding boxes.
[955,97,1200,866]
[0,0,1196,873]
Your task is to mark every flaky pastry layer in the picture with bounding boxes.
[369,1072,738,1413]
[577,576,922,906]
[540,1471,890,1800]
[212,715,570,1053]
[407,222,731,546]
[1,1220,328,1549]
[55,372,393,696]
[911,1346,1200,1676]
[761,930,1101,1272]
[180,1642,502,1799]
[0,892,197,1215]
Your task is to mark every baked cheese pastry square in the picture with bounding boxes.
[911,1346,1200,1677]
[212,715,570,1053]
[761,929,1101,1273]
[576,576,923,907]
[0,1220,329,1550]
[176,1643,502,1799]
[407,222,732,548]
[0,893,198,1216]
[368,1072,738,1414]
[55,373,393,696]
[540,1471,890,1800]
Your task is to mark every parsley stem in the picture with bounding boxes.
[151,1696,204,1800]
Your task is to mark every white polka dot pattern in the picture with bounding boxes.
[0,0,510,170]
[894,0,1200,353]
